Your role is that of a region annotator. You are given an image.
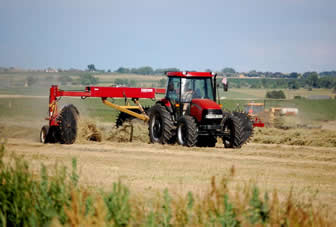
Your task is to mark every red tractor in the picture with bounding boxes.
[40,71,253,148]
[147,71,253,148]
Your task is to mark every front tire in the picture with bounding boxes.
[177,116,197,147]
[148,104,175,144]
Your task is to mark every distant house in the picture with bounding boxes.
[307,95,331,100]
[45,67,58,73]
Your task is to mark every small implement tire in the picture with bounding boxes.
[57,104,79,144]
[148,104,175,144]
[196,135,217,147]
[222,114,244,148]
[40,125,59,143]
[40,125,49,143]
[177,116,198,147]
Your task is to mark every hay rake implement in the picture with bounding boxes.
[40,85,165,144]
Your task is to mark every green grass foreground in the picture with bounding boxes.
[0,143,332,226]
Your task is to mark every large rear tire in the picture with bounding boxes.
[148,104,175,144]
[222,114,244,148]
[232,111,253,144]
[57,104,79,144]
[177,116,198,147]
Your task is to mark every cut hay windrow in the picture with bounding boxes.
[77,118,103,142]
[252,127,336,147]
[106,121,149,143]
[77,118,149,143]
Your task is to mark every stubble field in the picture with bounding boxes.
[0,96,336,220]
[0,74,336,224]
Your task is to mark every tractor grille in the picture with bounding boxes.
[200,109,223,125]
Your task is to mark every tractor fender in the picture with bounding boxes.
[156,99,173,114]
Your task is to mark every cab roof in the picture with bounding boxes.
[166,71,215,78]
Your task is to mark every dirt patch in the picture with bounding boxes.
[0,123,40,142]
[321,120,336,131]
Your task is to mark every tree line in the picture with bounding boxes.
[113,66,336,80]
[114,66,180,75]
[2,65,335,80]
[2,64,336,89]
[226,76,336,90]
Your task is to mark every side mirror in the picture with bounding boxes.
[222,77,228,92]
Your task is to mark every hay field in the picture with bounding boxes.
[3,134,336,218]
[0,81,336,220]
[1,104,336,218]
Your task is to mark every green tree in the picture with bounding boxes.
[288,72,300,79]
[318,77,334,88]
[266,90,286,99]
[115,67,130,74]
[222,67,236,74]
[135,66,154,75]
[288,80,299,89]
[87,64,96,72]
[306,72,319,88]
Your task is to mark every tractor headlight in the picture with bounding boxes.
[205,114,223,119]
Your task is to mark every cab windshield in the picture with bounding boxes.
[166,77,214,103]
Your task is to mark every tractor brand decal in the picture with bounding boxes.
[141,88,153,93]
[94,88,99,91]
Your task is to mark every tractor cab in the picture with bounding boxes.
[164,72,220,119]
[166,76,214,103]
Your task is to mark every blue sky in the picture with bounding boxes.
[0,0,335,73]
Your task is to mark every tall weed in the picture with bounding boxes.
[0,143,332,226]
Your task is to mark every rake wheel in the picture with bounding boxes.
[57,104,79,144]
